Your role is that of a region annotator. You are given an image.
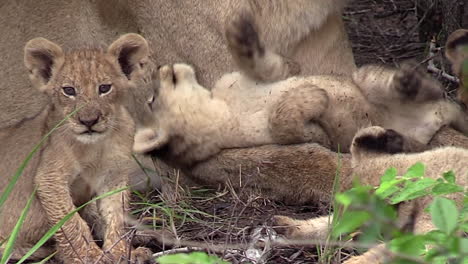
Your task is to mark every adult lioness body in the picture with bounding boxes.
[0,34,154,263]
[0,0,354,127]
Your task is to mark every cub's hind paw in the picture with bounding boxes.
[394,62,444,102]
[225,12,264,62]
[352,126,404,154]
[271,215,303,239]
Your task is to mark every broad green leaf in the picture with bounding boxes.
[389,234,426,256]
[0,188,37,264]
[442,171,456,184]
[423,230,447,244]
[403,162,425,179]
[375,179,404,199]
[381,167,398,183]
[335,193,352,207]
[390,178,436,204]
[430,197,459,235]
[431,183,464,196]
[461,238,468,254]
[332,211,370,238]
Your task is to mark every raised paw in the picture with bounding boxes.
[225,12,264,62]
[172,63,198,85]
[158,64,176,92]
[394,62,444,102]
[352,126,404,154]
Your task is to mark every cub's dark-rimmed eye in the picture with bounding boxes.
[98,84,112,95]
[62,86,76,97]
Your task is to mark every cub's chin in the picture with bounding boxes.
[76,132,106,144]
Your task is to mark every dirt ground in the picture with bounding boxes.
[130,2,463,263]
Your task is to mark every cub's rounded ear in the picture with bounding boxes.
[107,33,150,80]
[445,29,468,75]
[24,37,64,92]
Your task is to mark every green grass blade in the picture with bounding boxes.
[17,186,127,263]
[0,107,82,214]
[0,188,37,264]
[30,251,57,264]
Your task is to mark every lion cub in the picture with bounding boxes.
[133,17,467,167]
[0,34,154,263]
[133,60,465,167]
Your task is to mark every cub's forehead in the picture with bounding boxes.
[59,48,118,84]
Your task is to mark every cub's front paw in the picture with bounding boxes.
[352,126,404,154]
[394,61,444,102]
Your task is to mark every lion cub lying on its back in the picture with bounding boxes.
[133,61,465,167]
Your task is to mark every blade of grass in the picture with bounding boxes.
[17,186,127,263]
[0,107,82,215]
[30,251,57,264]
[0,187,37,264]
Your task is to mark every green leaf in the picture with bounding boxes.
[381,167,398,183]
[0,188,37,264]
[461,238,468,254]
[423,230,447,244]
[403,162,425,178]
[390,178,436,204]
[389,234,426,256]
[332,211,370,238]
[375,179,404,199]
[442,171,456,184]
[430,197,459,235]
[431,183,464,196]
[335,193,352,207]
[157,252,229,264]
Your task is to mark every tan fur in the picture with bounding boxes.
[445,29,468,108]
[0,34,154,263]
[133,60,465,167]
[0,0,354,127]
[273,126,467,263]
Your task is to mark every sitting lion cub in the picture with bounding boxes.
[0,34,154,263]
[273,126,467,264]
[133,61,465,167]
